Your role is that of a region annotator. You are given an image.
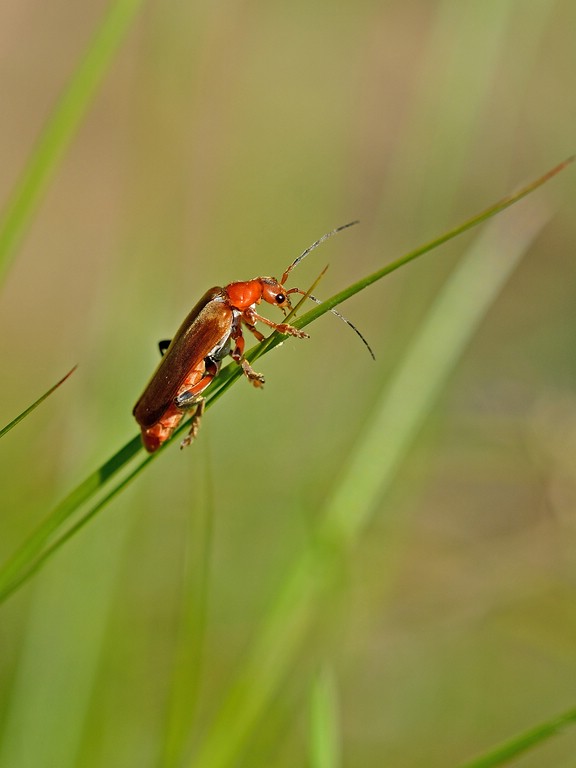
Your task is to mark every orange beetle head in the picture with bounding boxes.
[259,277,293,314]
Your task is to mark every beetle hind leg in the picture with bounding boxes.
[179,397,205,449]
[175,357,219,449]
[175,390,206,449]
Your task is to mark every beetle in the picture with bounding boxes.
[133,221,373,452]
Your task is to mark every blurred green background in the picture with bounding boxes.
[1,1,575,766]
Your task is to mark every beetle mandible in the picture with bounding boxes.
[133,221,373,452]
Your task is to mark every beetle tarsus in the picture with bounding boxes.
[276,323,309,339]
[241,359,265,387]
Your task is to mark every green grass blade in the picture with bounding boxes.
[0,502,131,768]
[0,366,76,439]
[189,206,550,768]
[0,160,570,605]
[0,441,150,602]
[309,668,341,768]
[0,434,143,602]
[0,0,146,282]
[458,706,576,768]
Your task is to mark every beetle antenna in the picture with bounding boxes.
[285,288,375,360]
[281,220,359,285]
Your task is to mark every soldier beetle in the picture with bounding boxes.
[133,221,373,452]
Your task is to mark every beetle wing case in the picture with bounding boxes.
[133,287,232,428]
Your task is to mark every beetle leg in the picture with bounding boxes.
[240,358,265,387]
[175,360,215,408]
[243,308,309,339]
[175,391,203,408]
[230,318,266,387]
[179,398,205,449]
[158,339,172,356]
[176,357,219,449]
[244,321,266,342]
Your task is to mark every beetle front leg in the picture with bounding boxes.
[243,308,309,339]
[230,321,266,387]
[244,321,266,343]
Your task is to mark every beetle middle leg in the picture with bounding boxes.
[230,318,266,387]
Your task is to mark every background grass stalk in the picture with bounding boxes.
[0,0,146,283]
[309,668,341,768]
[321,204,551,544]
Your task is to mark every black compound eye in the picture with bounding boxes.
[275,293,285,304]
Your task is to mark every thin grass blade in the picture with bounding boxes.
[289,157,573,334]
[458,706,576,768]
[0,366,76,440]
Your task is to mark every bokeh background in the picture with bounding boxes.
[1,1,575,766]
